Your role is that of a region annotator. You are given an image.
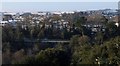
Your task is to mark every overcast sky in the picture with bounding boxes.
[1,2,119,12]
[1,0,120,2]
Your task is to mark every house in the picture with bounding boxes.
[0,21,8,26]
[83,22,106,32]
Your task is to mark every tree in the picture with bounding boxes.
[106,22,118,38]
[2,46,12,64]
[2,25,14,42]
[33,43,40,54]
[95,31,104,44]
[100,16,108,25]
[14,25,24,41]
[12,49,26,63]
[61,28,71,39]
[51,14,62,21]
[78,35,90,46]
[70,35,90,49]
[74,17,87,35]
[16,48,71,66]
[91,36,120,64]
[70,35,80,48]
[35,48,71,66]
[103,36,120,64]
[71,42,93,65]
[37,28,45,39]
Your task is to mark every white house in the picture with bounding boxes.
[0,21,8,26]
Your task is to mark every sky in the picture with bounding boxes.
[1,2,119,12]
[1,0,120,2]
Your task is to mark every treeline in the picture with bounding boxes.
[2,35,120,65]
[2,16,120,65]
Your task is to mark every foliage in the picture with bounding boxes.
[2,12,120,65]
[70,35,120,65]
[14,48,71,66]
